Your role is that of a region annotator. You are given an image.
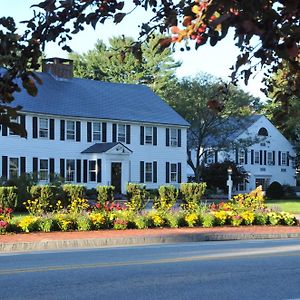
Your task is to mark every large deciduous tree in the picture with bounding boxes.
[162,74,261,182]
[69,35,180,95]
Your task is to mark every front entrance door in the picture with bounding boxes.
[111,162,122,194]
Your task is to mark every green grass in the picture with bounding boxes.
[266,199,300,214]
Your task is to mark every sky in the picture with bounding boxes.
[2,0,267,100]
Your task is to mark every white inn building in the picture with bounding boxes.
[0,58,189,194]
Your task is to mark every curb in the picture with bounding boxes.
[2,232,300,253]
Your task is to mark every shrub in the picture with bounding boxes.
[126,183,148,212]
[240,211,255,225]
[55,214,76,231]
[231,193,265,211]
[63,184,86,205]
[213,211,228,226]
[254,213,268,225]
[201,213,215,228]
[153,185,178,212]
[97,185,115,205]
[184,212,200,227]
[18,215,40,232]
[266,181,284,199]
[267,212,282,225]
[89,212,107,229]
[230,215,243,227]
[280,212,296,226]
[133,214,149,229]
[0,187,18,209]
[180,183,207,211]
[0,220,8,234]
[148,211,165,228]
[29,185,57,212]
[76,215,92,231]
[38,217,54,232]
[67,198,90,214]
[113,218,128,230]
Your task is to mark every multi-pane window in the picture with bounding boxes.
[9,158,19,179]
[254,151,260,164]
[118,124,126,143]
[93,122,101,141]
[89,160,96,182]
[145,126,153,144]
[66,159,75,182]
[238,179,247,191]
[170,128,178,147]
[39,118,49,138]
[39,159,49,180]
[145,162,153,182]
[66,121,75,140]
[267,152,273,165]
[9,116,19,135]
[281,152,287,165]
[170,163,177,182]
[238,150,245,164]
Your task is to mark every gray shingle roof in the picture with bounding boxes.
[81,142,132,153]
[12,72,189,127]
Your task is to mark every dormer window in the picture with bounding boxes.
[258,127,268,136]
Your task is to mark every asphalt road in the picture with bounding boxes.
[1,239,300,300]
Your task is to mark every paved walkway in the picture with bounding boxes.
[1,226,300,253]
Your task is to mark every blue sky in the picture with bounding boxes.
[2,0,266,99]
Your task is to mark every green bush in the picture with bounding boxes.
[76,215,92,231]
[0,186,18,209]
[266,181,284,199]
[153,185,178,211]
[63,184,86,205]
[126,183,148,212]
[180,182,207,211]
[254,213,268,225]
[201,213,215,228]
[97,185,115,205]
[29,185,58,212]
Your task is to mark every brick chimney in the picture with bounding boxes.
[42,57,73,79]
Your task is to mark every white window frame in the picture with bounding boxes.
[93,122,101,142]
[238,150,245,165]
[9,116,20,136]
[145,126,153,145]
[238,179,247,191]
[281,152,287,166]
[66,159,75,182]
[66,120,75,140]
[170,128,178,147]
[267,152,273,165]
[254,151,260,164]
[89,160,97,182]
[39,118,49,139]
[39,159,49,181]
[145,162,153,182]
[117,124,126,143]
[9,157,19,179]
[170,163,177,182]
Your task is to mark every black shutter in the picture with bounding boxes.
[49,158,55,177]
[87,122,92,142]
[235,149,239,164]
[33,157,38,173]
[140,161,144,183]
[20,157,26,174]
[177,162,182,183]
[102,122,107,142]
[2,125,7,136]
[50,119,55,140]
[178,129,181,147]
[32,117,38,138]
[264,150,267,165]
[60,120,65,141]
[83,160,88,183]
[126,125,131,144]
[76,159,81,183]
[278,151,281,166]
[112,123,117,142]
[251,150,254,164]
[153,161,157,183]
[76,121,81,142]
[140,126,144,145]
[166,162,170,183]
[273,151,276,165]
[244,149,248,164]
[97,159,102,183]
[153,127,157,146]
[214,151,218,163]
[287,151,290,166]
[260,150,263,165]
[20,115,26,131]
[60,159,65,178]
[2,156,8,179]
[166,128,170,146]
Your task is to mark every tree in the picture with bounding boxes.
[69,35,180,95]
[0,0,299,136]
[162,74,261,182]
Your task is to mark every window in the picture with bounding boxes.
[255,178,270,190]
[93,122,101,141]
[118,124,126,143]
[145,126,153,144]
[267,152,273,165]
[9,116,19,135]
[66,159,75,182]
[281,168,287,172]
[145,162,153,182]
[9,158,19,179]
[258,127,268,136]
[238,150,245,164]
[260,168,266,171]
[39,159,49,180]
[170,163,177,182]
[39,118,49,138]
[281,152,287,165]
[206,151,214,164]
[170,128,178,147]
[238,179,247,191]
[66,121,75,140]
[254,151,260,164]
[89,160,96,182]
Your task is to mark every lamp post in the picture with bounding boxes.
[227,166,233,200]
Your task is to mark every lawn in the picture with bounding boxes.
[266,199,300,214]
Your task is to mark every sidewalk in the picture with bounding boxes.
[1,226,300,253]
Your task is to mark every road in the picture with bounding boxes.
[1,239,300,300]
